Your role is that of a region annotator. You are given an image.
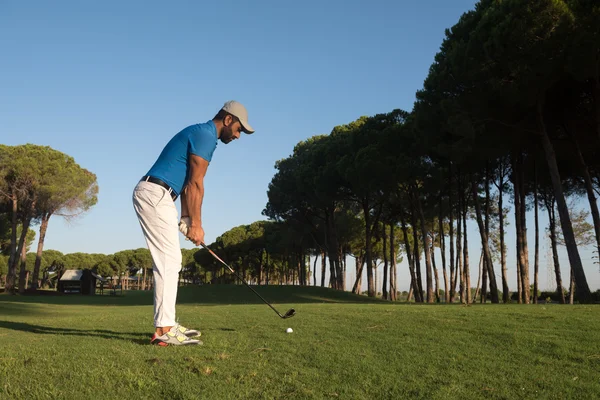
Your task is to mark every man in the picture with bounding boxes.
[132,100,255,346]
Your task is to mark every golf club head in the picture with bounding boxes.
[282,308,296,319]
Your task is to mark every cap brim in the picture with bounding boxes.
[239,118,254,134]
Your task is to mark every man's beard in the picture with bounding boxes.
[221,129,234,143]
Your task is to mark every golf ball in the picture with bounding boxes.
[286,328,293,333]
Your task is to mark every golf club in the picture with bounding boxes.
[199,242,296,319]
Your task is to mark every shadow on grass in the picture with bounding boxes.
[0,320,240,345]
[0,320,150,345]
[0,302,47,317]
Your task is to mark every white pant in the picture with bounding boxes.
[132,180,182,327]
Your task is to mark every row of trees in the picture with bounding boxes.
[2,201,592,300]
[0,230,314,291]
[0,248,162,290]
[261,0,600,303]
[0,144,98,293]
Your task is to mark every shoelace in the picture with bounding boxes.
[165,325,189,340]
[175,320,194,334]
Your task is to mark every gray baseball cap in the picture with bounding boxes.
[221,100,255,134]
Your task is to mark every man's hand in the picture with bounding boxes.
[179,217,191,235]
[186,224,205,246]
[179,217,205,245]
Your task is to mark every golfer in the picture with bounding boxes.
[132,101,255,346]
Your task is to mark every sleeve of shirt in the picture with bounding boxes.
[188,125,217,162]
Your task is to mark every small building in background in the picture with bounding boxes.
[58,269,104,295]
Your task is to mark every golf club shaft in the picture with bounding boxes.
[199,242,285,318]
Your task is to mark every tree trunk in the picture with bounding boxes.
[547,198,566,304]
[6,196,19,292]
[326,209,342,290]
[259,252,264,285]
[512,153,524,304]
[409,199,424,302]
[482,166,490,303]
[265,252,270,285]
[456,171,463,303]
[336,229,344,290]
[374,260,378,296]
[498,164,509,303]
[296,253,300,286]
[416,190,434,303]
[303,250,308,286]
[569,267,575,304]
[474,252,484,303]
[32,214,48,288]
[321,251,326,287]
[594,78,600,142]
[470,178,499,303]
[18,244,27,293]
[352,253,364,294]
[533,162,540,304]
[390,223,397,301]
[439,196,449,303]
[400,212,421,302]
[8,195,18,276]
[382,224,388,300]
[516,254,522,303]
[462,186,471,304]
[537,100,591,302]
[362,199,375,297]
[300,252,305,286]
[481,257,487,303]
[297,251,302,286]
[342,252,347,290]
[297,248,306,286]
[448,166,456,303]
[457,259,463,304]
[327,253,336,288]
[312,254,318,287]
[519,156,531,304]
[431,245,440,303]
[11,212,33,293]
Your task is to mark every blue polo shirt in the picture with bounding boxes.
[145,120,218,195]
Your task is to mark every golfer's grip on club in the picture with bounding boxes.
[179,216,205,246]
[179,217,231,271]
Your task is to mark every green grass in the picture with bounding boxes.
[1,285,599,399]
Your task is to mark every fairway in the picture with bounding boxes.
[1,286,599,400]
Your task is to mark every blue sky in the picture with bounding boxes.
[2,0,598,291]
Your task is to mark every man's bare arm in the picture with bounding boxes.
[180,186,189,217]
[185,154,209,245]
